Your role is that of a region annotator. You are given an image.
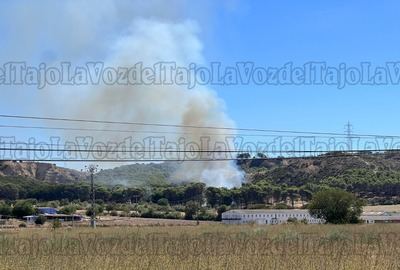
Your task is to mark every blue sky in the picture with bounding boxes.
[0,0,400,162]
[202,1,400,135]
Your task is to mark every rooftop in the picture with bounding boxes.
[224,209,309,214]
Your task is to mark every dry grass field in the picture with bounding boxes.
[0,223,399,270]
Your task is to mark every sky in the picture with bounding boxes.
[203,1,400,134]
[0,0,400,167]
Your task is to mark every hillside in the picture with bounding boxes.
[96,153,400,188]
[240,151,400,200]
[94,163,179,187]
[242,151,400,185]
[0,152,399,205]
[1,151,400,196]
[0,161,85,184]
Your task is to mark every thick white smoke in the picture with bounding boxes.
[1,0,244,187]
[74,19,244,188]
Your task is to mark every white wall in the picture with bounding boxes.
[222,210,324,225]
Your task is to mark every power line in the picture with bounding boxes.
[0,114,394,138]
[2,153,392,162]
[0,147,396,153]
[0,149,397,162]
[0,124,357,138]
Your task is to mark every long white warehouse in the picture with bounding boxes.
[360,212,400,224]
[221,209,324,225]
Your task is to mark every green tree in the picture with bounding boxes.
[12,201,35,218]
[0,184,19,200]
[86,204,104,217]
[0,203,12,216]
[255,152,267,158]
[183,183,205,203]
[216,205,228,221]
[105,203,116,213]
[287,187,299,208]
[308,188,365,224]
[157,198,169,206]
[184,201,199,220]
[59,204,77,215]
[237,153,251,159]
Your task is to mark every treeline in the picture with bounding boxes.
[1,168,400,207]
[321,169,400,196]
[0,176,313,207]
[0,176,145,203]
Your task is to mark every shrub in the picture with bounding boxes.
[140,208,155,218]
[274,203,291,209]
[59,199,69,206]
[47,201,60,208]
[52,219,62,229]
[18,223,27,228]
[216,205,228,221]
[173,205,186,212]
[157,198,169,206]
[130,212,140,218]
[118,212,129,217]
[287,217,298,224]
[110,210,118,216]
[106,203,116,212]
[35,215,47,225]
[165,211,182,219]
[196,211,217,221]
[86,204,104,217]
[247,204,268,209]
[59,204,77,215]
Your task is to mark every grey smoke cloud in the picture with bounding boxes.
[0,0,244,187]
[72,18,243,187]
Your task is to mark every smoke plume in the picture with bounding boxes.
[74,19,244,187]
[1,0,244,187]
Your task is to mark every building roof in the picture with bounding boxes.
[223,209,309,214]
[361,211,400,218]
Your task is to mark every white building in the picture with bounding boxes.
[360,212,400,224]
[221,209,324,225]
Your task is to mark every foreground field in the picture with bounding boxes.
[0,224,399,270]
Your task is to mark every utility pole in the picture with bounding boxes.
[345,121,353,151]
[86,164,98,228]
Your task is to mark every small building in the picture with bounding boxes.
[360,212,400,224]
[23,215,37,224]
[23,214,82,224]
[221,209,324,225]
[42,214,83,222]
[37,207,58,215]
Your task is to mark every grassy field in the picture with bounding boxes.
[0,224,399,270]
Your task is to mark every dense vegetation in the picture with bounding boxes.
[1,164,400,213]
[94,163,177,186]
[1,152,400,222]
[308,188,365,224]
